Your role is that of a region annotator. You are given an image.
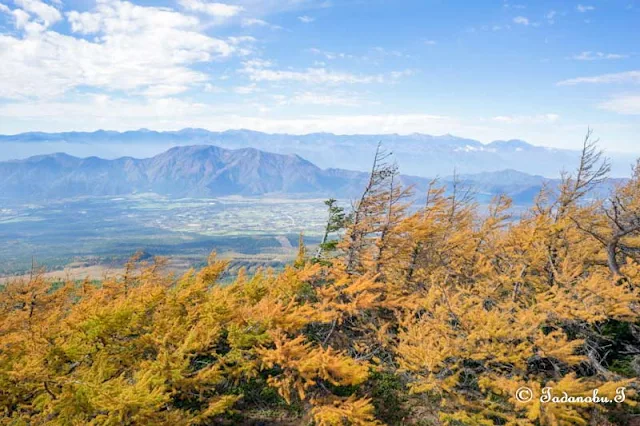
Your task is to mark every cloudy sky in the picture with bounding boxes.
[1,0,639,151]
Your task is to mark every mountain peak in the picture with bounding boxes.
[487,139,534,150]
[22,152,79,163]
[0,144,346,200]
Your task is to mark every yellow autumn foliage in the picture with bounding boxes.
[1,137,639,425]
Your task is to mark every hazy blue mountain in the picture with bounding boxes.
[0,145,361,201]
[0,144,569,205]
[2,129,636,177]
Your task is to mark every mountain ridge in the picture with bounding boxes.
[4,129,635,177]
[0,144,557,205]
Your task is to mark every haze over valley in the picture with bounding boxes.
[3,129,637,177]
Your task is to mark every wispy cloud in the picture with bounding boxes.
[308,46,411,62]
[424,39,437,45]
[240,60,413,85]
[273,91,375,107]
[546,10,556,24]
[0,94,216,120]
[599,94,640,115]
[233,84,261,94]
[513,16,529,25]
[557,71,640,86]
[389,69,416,80]
[178,0,243,17]
[309,48,355,60]
[571,51,629,61]
[204,83,225,93]
[243,64,384,84]
[576,4,595,12]
[241,17,283,30]
[243,58,274,68]
[372,46,411,58]
[298,15,315,23]
[492,114,560,124]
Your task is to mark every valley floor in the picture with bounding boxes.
[0,194,327,277]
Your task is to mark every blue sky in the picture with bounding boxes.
[1,0,639,152]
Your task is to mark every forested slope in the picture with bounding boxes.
[1,138,639,425]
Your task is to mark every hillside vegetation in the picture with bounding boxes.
[1,137,639,425]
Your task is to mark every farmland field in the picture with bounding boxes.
[0,194,331,277]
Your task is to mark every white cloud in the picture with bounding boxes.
[0,0,61,32]
[0,99,455,136]
[492,114,560,124]
[309,46,412,62]
[241,60,387,84]
[0,95,214,119]
[243,58,274,68]
[576,4,595,12]
[599,94,640,115]
[0,0,251,100]
[249,68,382,84]
[11,9,31,29]
[178,0,243,18]
[66,10,102,34]
[233,84,260,94]
[242,17,267,26]
[298,15,314,23]
[309,48,355,60]
[204,83,225,93]
[228,35,257,45]
[215,0,329,16]
[557,71,640,86]
[513,16,529,25]
[571,51,629,61]
[372,46,411,58]
[227,35,257,56]
[143,84,191,97]
[241,17,282,29]
[67,1,200,35]
[14,0,62,27]
[424,39,437,45]
[546,10,556,23]
[274,91,374,107]
[389,69,415,79]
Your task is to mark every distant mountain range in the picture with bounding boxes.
[2,129,637,177]
[0,145,353,201]
[0,144,559,204]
